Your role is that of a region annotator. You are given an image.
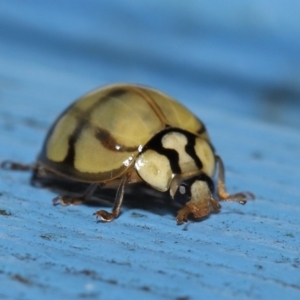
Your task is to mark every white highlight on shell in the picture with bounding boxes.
[123,155,133,167]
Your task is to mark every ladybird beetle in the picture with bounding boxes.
[1,84,254,224]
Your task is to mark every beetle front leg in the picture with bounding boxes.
[176,197,221,225]
[215,155,255,204]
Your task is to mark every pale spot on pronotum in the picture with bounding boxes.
[135,150,173,191]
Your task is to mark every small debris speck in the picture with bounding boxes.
[0,209,11,216]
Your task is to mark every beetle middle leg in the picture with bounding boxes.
[215,155,255,204]
[53,183,98,206]
[93,173,129,222]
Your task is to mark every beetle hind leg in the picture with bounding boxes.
[93,173,129,222]
[215,155,255,204]
[1,160,35,171]
[53,183,98,206]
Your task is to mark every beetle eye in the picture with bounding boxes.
[174,183,191,205]
[179,185,186,195]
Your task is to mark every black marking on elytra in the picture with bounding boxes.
[63,121,86,166]
[143,127,205,174]
[47,87,130,167]
[63,134,76,166]
[104,88,128,100]
[94,127,138,152]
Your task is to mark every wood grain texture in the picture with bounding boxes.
[1,1,300,299]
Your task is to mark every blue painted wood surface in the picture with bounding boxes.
[1,1,300,299]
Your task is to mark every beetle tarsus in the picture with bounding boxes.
[53,184,98,206]
[93,210,116,222]
[219,191,255,205]
[215,155,255,206]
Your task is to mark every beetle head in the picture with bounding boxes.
[171,173,215,206]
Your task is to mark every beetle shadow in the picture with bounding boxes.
[32,175,180,219]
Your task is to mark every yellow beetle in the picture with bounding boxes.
[1,84,254,224]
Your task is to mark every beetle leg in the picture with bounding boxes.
[0,160,43,186]
[53,183,98,206]
[93,173,129,222]
[0,160,35,171]
[215,155,255,204]
[0,160,46,188]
